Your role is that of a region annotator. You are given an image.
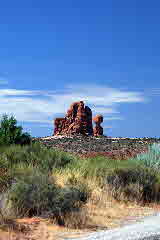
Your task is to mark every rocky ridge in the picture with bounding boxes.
[33,135,159,159]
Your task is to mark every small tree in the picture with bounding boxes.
[0,114,31,145]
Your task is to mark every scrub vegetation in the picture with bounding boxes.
[0,115,160,238]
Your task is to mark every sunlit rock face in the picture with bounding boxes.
[53,101,103,136]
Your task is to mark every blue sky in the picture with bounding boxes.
[0,0,160,137]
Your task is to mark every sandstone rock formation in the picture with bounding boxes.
[53,101,103,136]
[93,114,103,136]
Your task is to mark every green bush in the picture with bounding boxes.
[0,114,31,146]
[4,172,58,217]
[16,132,31,145]
[0,155,13,193]
[65,175,91,203]
[106,166,160,203]
[0,142,75,172]
[54,187,88,215]
[131,143,160,170]
[0,169,12,193]
[3,170,88,224]
[51,185,89,226]
[0,143,76,204]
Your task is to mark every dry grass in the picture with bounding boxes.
[53,169,157,231]
[0,176,158,239]
[85,191,156,230]
[0,193,156,240]
[0,194,158,240]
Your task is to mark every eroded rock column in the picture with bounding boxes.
[93,114,103,136]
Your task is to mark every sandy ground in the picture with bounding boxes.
[0,200,159,240]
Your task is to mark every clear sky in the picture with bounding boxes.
[0,1,160,137]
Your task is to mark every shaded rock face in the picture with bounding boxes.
[53,101,103,136]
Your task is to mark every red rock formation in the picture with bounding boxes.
[53,101,94,136]
[93,114,103,136]
[54,118,66,135]
[53,101,104,136]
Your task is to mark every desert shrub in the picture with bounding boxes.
[53,187,89,226]
[106,166,160,203]
[3,170,88,225]
[0,142,75,172]
[54,157,140,202]
[0,114,31,146]
[54,187,88,213]
[0,156,13,193]
[54,167,103,205]
[4,172,58,217]
[0,145,28,168]
[15,132,31,145]
[64,172,91,202]
[67,155,140,180]
[60,208,90,229]
[131,143,160,170]
[0,169,12,193]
